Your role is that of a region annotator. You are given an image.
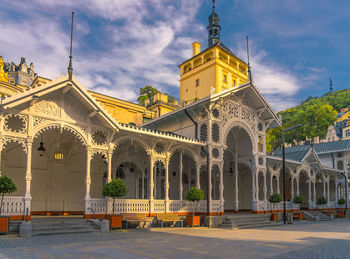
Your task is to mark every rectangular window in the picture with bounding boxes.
[346,130,350,137]
[196,79,199,87]
[223,75,227,82]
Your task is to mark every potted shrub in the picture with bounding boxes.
[102,178,128,229]
[0,175,17,234]
[337,198,346,217]
[316,196,327,208]
[268,193,281,221]
[292,195,304,220]
[185,187,204,227]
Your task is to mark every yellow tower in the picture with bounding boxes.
[179,3,249,105]
[0,57,9,83]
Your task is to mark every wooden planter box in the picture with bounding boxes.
[270,213,278,221]
[293,212,303,221]
[337,211,345,218]
[0,216,9,234]
[106,215,122,229]
[186,216,200,227]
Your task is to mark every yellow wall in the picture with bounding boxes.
[179,44,249,105]
[89,91,154,125]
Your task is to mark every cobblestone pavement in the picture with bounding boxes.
[1,219,350,258]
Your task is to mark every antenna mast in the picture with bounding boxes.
[68,11,74,80]
[246,35,252,83]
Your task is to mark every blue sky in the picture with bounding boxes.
[1,0,349,111]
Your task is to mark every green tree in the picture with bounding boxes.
[102,178,128,215]
[0,175,17,215]
[137,85,159,106]
[267,101,337,153]
[268,193,282,212]
[293,195,304,204]
[185,187,204,216]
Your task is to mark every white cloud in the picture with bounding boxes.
[0,0,203,103]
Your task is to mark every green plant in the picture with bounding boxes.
[293,195,304,204]
[185,187,204,216]
[0,175,17,216]
[102,178,128,215]
[317,196,327,206]
[268,193,282,212]
[338,198,346,205]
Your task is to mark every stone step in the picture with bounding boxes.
[220,221,281,229]
[32,224,98,231]
[31,220,90,226]
[32,228,100,236]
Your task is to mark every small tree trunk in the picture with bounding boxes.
[193,201,196,217]
[0,193,4,216]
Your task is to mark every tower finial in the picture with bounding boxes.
[68,11,74,80]
[213,0,215,10]
[246,35,252,83]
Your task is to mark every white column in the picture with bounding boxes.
[296,176,300,196]
[208,161,212,212]
[234,145,238,211]
[219,162,224,202]
[154,164,157,199]
[327,179,330,205]
[291,177,294,199]
[107,152,112,183]
[179,152,183,200]
[263,172,267,202]
[24,141,33,216]
[149,157,154,200]
[308,178,312,207]
[269,173,273,196]
[142,169,145,199]
[165,159,169,201]
[313,180,316,204]
[85,149,92,199]
[196,162,200,189]
[335,180,338,202]
[323,177,326,198]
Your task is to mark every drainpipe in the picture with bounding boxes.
[184,109,198,139]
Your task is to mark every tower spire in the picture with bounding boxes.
[246,35,252,83]
[68,11,74,80]
[329,78,333,93]
[208,0,221,47]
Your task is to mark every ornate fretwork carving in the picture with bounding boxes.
[2,136,27,152]
[241,108,256,132]
[222,102,239,125]
[92,129,107,146]
[154,142,165,155]
[33,116,48,128]
[4,114,28,134]
[33,97,60,118]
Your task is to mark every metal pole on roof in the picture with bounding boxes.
[282,124,302,224]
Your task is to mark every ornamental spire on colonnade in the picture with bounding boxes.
[68,11,74,80]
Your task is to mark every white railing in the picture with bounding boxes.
[266,201,300,212]
[1,196,25,216]
[85,198,224,214]
[108,199,150,214]
[86,198,107,214]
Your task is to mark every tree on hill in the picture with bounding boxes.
[137,85,159,106]
[265,89,349,153]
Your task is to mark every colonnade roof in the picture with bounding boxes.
[0,74,205,146]
[142,82,281,129]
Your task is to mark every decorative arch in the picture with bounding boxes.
[33,122,88,147]
[223,120,256,152]
[2,136,27,153]
[168,145,199,164]
[113,135,151,156]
